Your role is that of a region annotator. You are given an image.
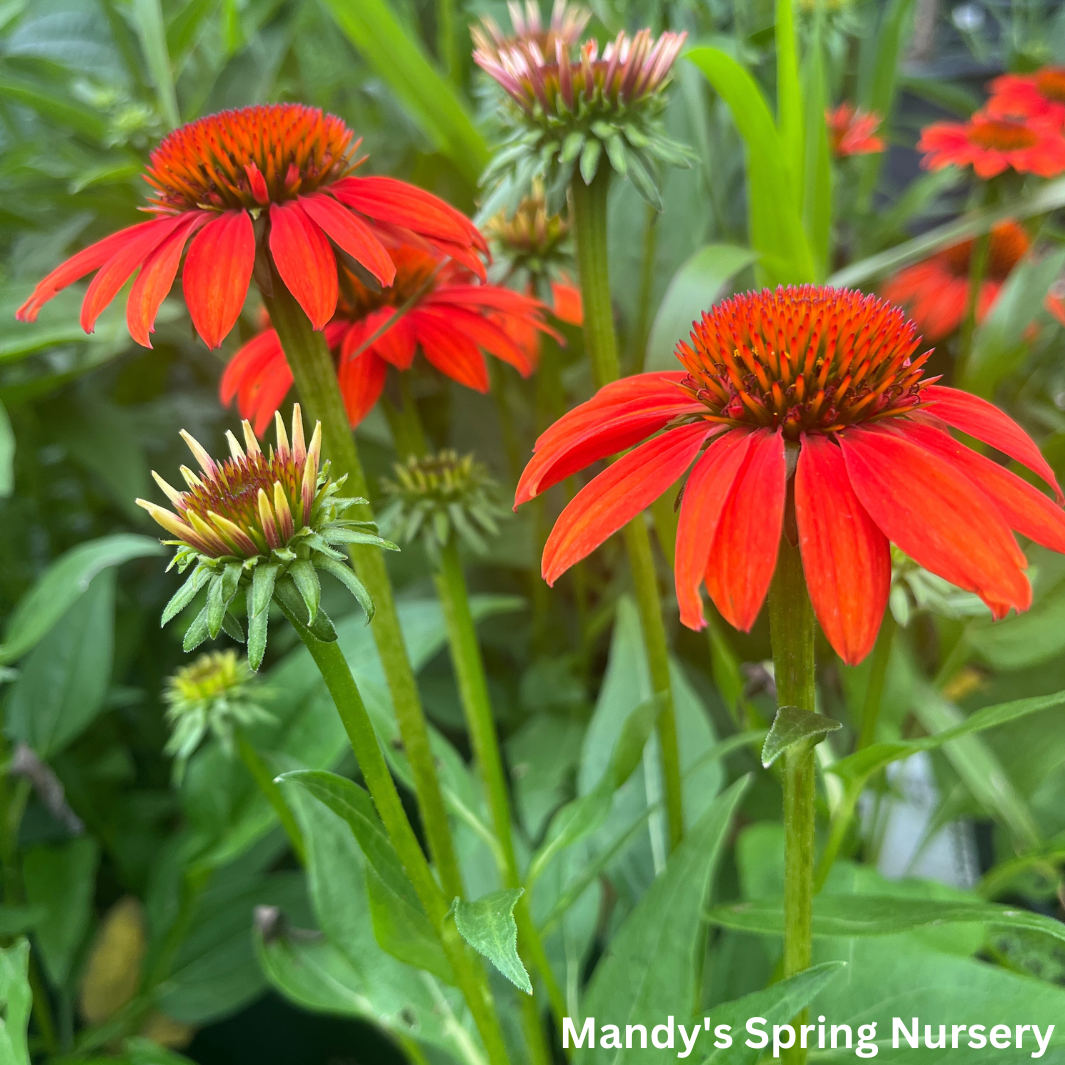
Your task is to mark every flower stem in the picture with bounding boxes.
[382,375,429,459]
[235,729,306,865]
[281,602,510,1065]
[435,538,567,1039]
[629,203,659,374]
[265,285,465,901]
[570,165,684,851]
[768,535,817,1065]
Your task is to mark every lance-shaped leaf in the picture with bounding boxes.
[452,889,531,994]
[762,705,841,767]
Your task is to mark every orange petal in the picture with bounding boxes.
[542,422,714,585]
[412,313,489,391]
[795,433,890,665]
[337,346,387,427]
[704,428,787,632]
[268,200,338,330]
[183,209,256,349]
[301,192,396,287]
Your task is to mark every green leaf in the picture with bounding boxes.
[580,138,602,185]
[182,605,210,653]
[829,686,1065,788]
[0,401,13,499]
[709,894,1065,948]
[0,940,30,1065]
[453,889,531,994]
[801,29,831,279]
[700,962,847,1064]
[686,48,814,285]
[7,571,114,757]
[315,557,374,621]
[23,838,98,987]
[0,535,162,664]
[279,771,451,983]
[130,0,179,128]
[288,560,321,623]
[966,580,1065,670]
[162,566,209,627]
[319,0,488,185]
[761,705,841,767]
[579,778,749,1065]
[829,175,1065,287]
[273,577,336,642]
[775,0,803,198]
[0,74,106,139]
[644,244,758,371]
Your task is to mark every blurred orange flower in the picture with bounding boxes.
[918,111,1065,178]
[826,104,884,157]
[988,68,1065,126]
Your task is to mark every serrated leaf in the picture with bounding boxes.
[452,889,531,994]
[560,130,585,163]
[603,133,628,176]
[251,562,279,618]
[246,589,269,671]
[579,138,602,184]
[183,605,210,652]
[624,149,663,211]
[316,557,375,622]
[274,577,337,643]
[221,612,245,644]
[762,706,841,767]
[289,560,321,623]
[162,565,211,627]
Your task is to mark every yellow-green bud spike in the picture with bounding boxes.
[179,465,203,489]
[291,404,306,462]
[151,470,184,507]
[242,420,261,455]
[180,429,218,476]
[186,510,233,555]
[225,430,246,461]
[274,410,290,457]
[257,487,281,549]
[207,510,260,557]
[273,481,295,542]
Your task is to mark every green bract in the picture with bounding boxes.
[378,450,507,561]
[475,14,692,212]
[137,405,398,669]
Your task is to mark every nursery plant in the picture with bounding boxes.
[5,1,1065,1064]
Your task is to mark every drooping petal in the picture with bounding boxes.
[220,328,285,407]
[550,280,583,325]
[127,212,210,346]
[795,434,891,665]
[922,384,1062,501]
[16,220,165,323]
[841,425,1031,615]
[81,213,193,333]
[268,200,338,329]
[903,422,1065,554]
[418,304,534,375]
[412,313,489,391]
[704,429,787,632]
[542,422,713,585]
[674,429,754,630]
[183,209,256,349]
[300,192,395,287]
[337,345,388,427]
[349,308,417,370]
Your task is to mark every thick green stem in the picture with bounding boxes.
[570,165,684,850]
[235,730,306,865]
[266,285,465,901]
[284,607,510,1065]
[437,0,457,83]
[382,376,429,459]
[435,539,566,1039]
[957,184,998,382]
[768,535,817,1065]
[629,203,659,374]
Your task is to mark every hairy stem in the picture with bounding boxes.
[768,535,817,1065]
[266,284,465,900]
[570,165,684,850]
[284,606,510,1065]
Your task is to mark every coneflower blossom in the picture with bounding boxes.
[475,6,689,208]
[881,220,1030,341]
[826,103,884,157]
[516,286,1065,665]
[220,245,553,431]
[987,67,1065,126]
[17,105,486,349]
[918,109,1065,178]
[471,0,590,63]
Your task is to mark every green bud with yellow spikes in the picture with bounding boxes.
[378,450,508,562]
[137,405,398,670]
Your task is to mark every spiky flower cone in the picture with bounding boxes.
[138,404,397,668]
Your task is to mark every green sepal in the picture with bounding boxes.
[221,612,245,644]
[246,584,269,671]
[604,133,628,176]
[559,131,585,164]
[579,138,602,184]
[316,555,375,623]
[183,605,211,652]
[162,565,211,627]
[625,150,663,211]
[251,562,280,618]
[320,527,398,550]
[274,576,338,643]
[289,559,321,623]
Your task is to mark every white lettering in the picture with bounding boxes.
[1032,1025,1055,1059]
[652,1016,674,1050]
[856,1023,878,1058]
[625,1024,646,1049]
[968,1025,987,1049]
[990,1026,1012,1049]
[951,1025,967,1049]
[677,1023,700,1059]
[563,1017,594,1049]
[746,1017,769,1049]
[894,1017,919,1049]
[713,1024,732,1049]
[599,1025,621,1049]
[925,1025,946,1050]
[832,1024,853,1050]
[800,1024,816,1048]
[773,1025,795,1058]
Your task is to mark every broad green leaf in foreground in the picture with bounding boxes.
[0,939,31,1065]
[0,534,162,665]
[578,777,749,1065]
[453,889,531,993]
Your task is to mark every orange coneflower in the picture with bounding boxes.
[826,103,885,157]
[221,245,553,431]
[987,67,1065,126]
[516,286,1065,665]
[881,220,1030,341]
[16,105,486,350]
[918,109,1065,178]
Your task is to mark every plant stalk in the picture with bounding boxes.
[235,729,306,865]
[266,284,465,900]
[435,538,567,1037]
[768,534,817,1065]
[283,604,510,1065]
[382,375,429,459]
[570,164,684,850]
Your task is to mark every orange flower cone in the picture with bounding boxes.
[918,109,1065,178]
[16,105,486,349]
[516,286,1065,665]
[221,245,553,431]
